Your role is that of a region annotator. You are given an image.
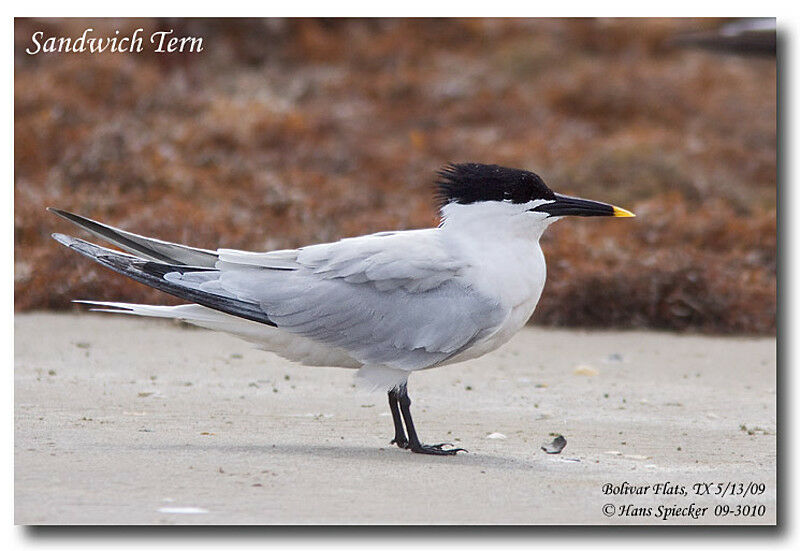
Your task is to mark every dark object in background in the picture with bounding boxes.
[541,435,567,454]
[668,18,776,56]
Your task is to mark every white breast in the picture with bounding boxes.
[439,228,548,365]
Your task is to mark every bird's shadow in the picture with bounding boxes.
[129,441,541,470]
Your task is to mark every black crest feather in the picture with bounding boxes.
[435,163,555,207]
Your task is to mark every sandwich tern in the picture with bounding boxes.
[50,163,634,455]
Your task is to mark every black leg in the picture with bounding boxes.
[388,389,409,449]
[394,383,466,455]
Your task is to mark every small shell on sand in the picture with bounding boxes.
[573,364,599,376]
[624,454,652,460]
[541,435,567,454]
[157,507,208,514]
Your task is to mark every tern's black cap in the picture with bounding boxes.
[435,163,555,207]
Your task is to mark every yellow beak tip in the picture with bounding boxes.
[612,206,636,218]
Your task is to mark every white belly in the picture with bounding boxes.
[443,291,542,365]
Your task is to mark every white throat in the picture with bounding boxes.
[439,200,556,241]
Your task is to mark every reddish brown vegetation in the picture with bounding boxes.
[14,18,776,334]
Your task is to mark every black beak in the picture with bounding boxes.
[532,193,635,218]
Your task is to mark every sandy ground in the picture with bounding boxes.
[15,313,776,525]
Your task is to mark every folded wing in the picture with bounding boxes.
[216,231,505,370]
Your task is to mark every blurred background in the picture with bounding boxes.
[14,18,776,334]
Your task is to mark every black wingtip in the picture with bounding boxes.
[48,208,90,229]
[47,207,83,224]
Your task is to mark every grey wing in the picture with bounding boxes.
[218,267,504,371]
[215,231,506,371]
